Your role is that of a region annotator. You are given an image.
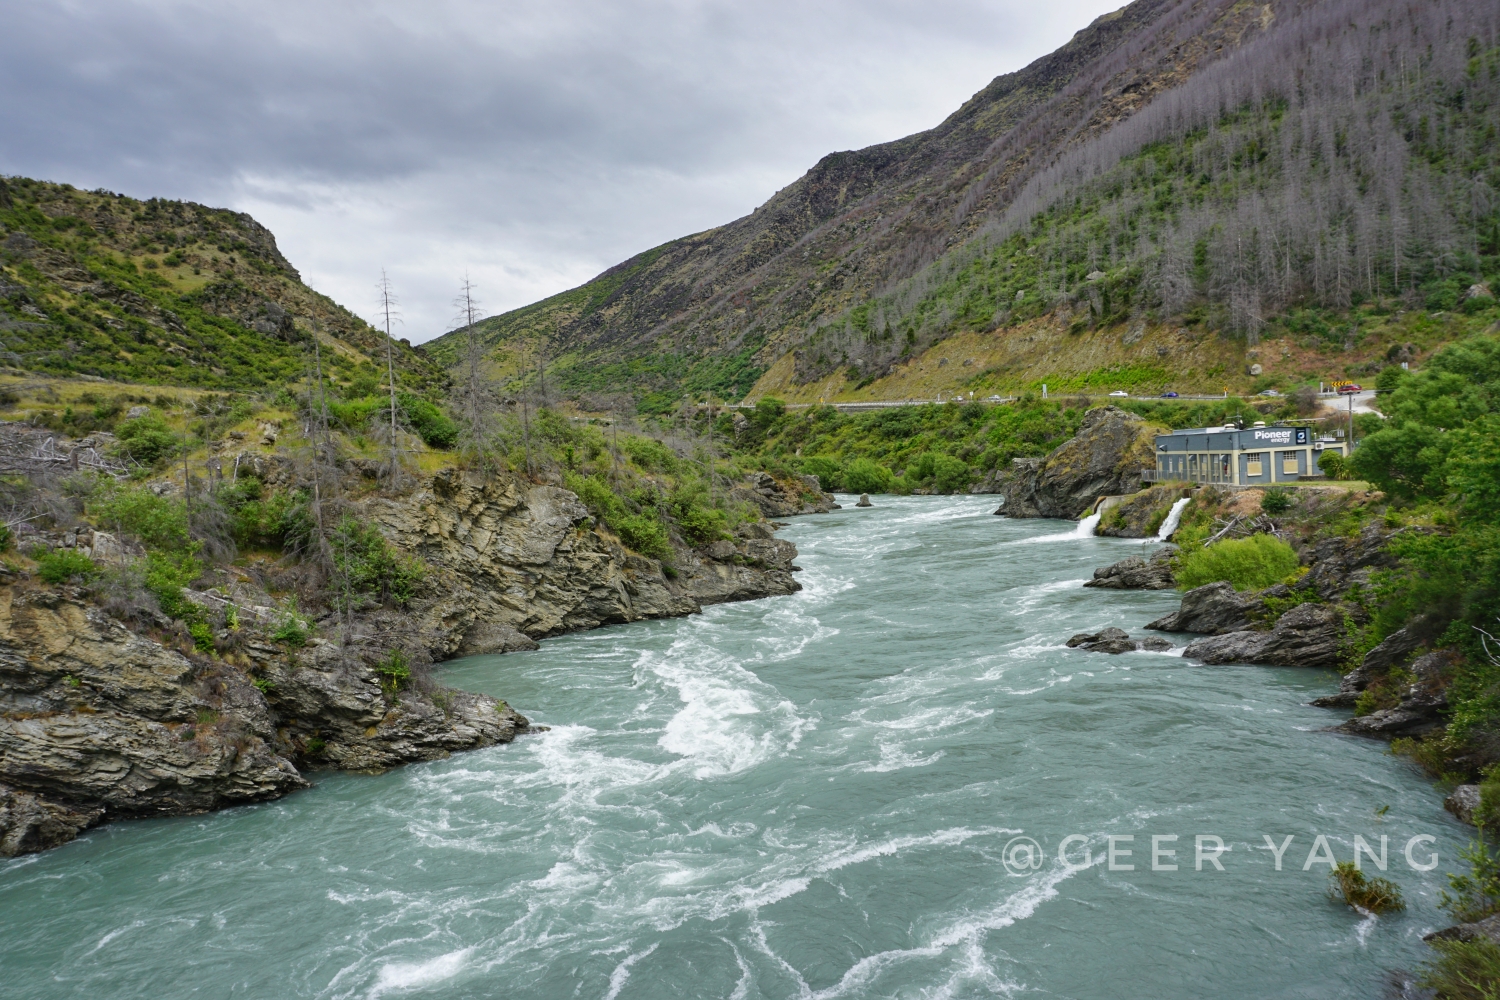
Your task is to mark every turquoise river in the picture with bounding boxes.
[0,496,1473,998]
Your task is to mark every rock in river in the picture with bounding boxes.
[1085,550,1176,590]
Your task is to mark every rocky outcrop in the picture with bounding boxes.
[1446,784,1483,826]
[1426,913,1500,946]
[1183,602,1345,668]
[995,407,1158,519]
[1066,627,1173,654]
[0,783,101,856]
[727,472,839,518]
[1337,650,1456,738]
[1311,614,1442,708]
[0,580,534,856]
[1084,549,1176,590]
[1299,522,1414,599]
[1146,582,1262,634]
[370,469,803,660]
[1096,486,1190,538]
[0,465,815,856]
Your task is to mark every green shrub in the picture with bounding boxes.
[621,436,679,474]
[89,484,191,550]
[844,457,893,494]
[375,650,412,695]
[667,483,729,545]
[1329,861,1404,913]
[36,549,98,583]
[1317,450,1348,479]
[1175,534,1302,591]
[396,393,458,449]
[272,615,308,647]
[220,480,301,550]
[1418,938,1500,1000]
[799,455,842,492]
[1442,840,1500,924]
[615,512,672,561]
[1260,487,1294,515]
[925,454,971,492]
[188,621,215,652]
[144,550,203,621]
[329,516,425,607]
[114,414,180,464]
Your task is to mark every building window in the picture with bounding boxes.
[1282,451,1300,475]
[1246,453,1264,477]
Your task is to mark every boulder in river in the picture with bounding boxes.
[1182,602,1344,668]
[993,406,1159,519]
[1084,549,1176,590]
[855,494,872,507]
[1066,628,1173,654]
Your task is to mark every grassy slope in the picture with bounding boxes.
[0,177,444,394]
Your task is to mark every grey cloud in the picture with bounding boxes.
[1,0,1122,339]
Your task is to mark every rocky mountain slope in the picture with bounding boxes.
[430,0,1500,408]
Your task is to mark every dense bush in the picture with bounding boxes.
[36,549,98,583]
[113,414,179,464]
[396,393,458,449]
[329,516,425,607]
[88,483,191,550]
[1259,487,1294,515]
[843,457,894,494]
[1175,534,1301,591]
[799,456,841,492]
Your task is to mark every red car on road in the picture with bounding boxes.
[1336,384,1363,394]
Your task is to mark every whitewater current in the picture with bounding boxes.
[0,496,1470,999]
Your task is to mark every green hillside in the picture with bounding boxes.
[0,177,443,393]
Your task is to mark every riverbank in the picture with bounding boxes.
[0,496,1467,999]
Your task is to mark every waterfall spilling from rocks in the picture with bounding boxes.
[1155,498,1192,542]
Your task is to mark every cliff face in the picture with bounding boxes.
[994,406,1158,519]
[371,468,807,658]
[0,467,813,856]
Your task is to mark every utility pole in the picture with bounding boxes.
[1348,390,1355,450]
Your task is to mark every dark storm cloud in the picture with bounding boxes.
[0,1,1122,338]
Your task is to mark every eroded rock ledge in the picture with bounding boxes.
[0,467,820,856]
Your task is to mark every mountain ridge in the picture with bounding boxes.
[430,0,1500,411]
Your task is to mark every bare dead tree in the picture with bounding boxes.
[377,270,402,488]
[452,274,498,465]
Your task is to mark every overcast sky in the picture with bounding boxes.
[2,0,1121,342]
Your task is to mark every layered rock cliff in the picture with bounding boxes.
[0,466,816,856]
